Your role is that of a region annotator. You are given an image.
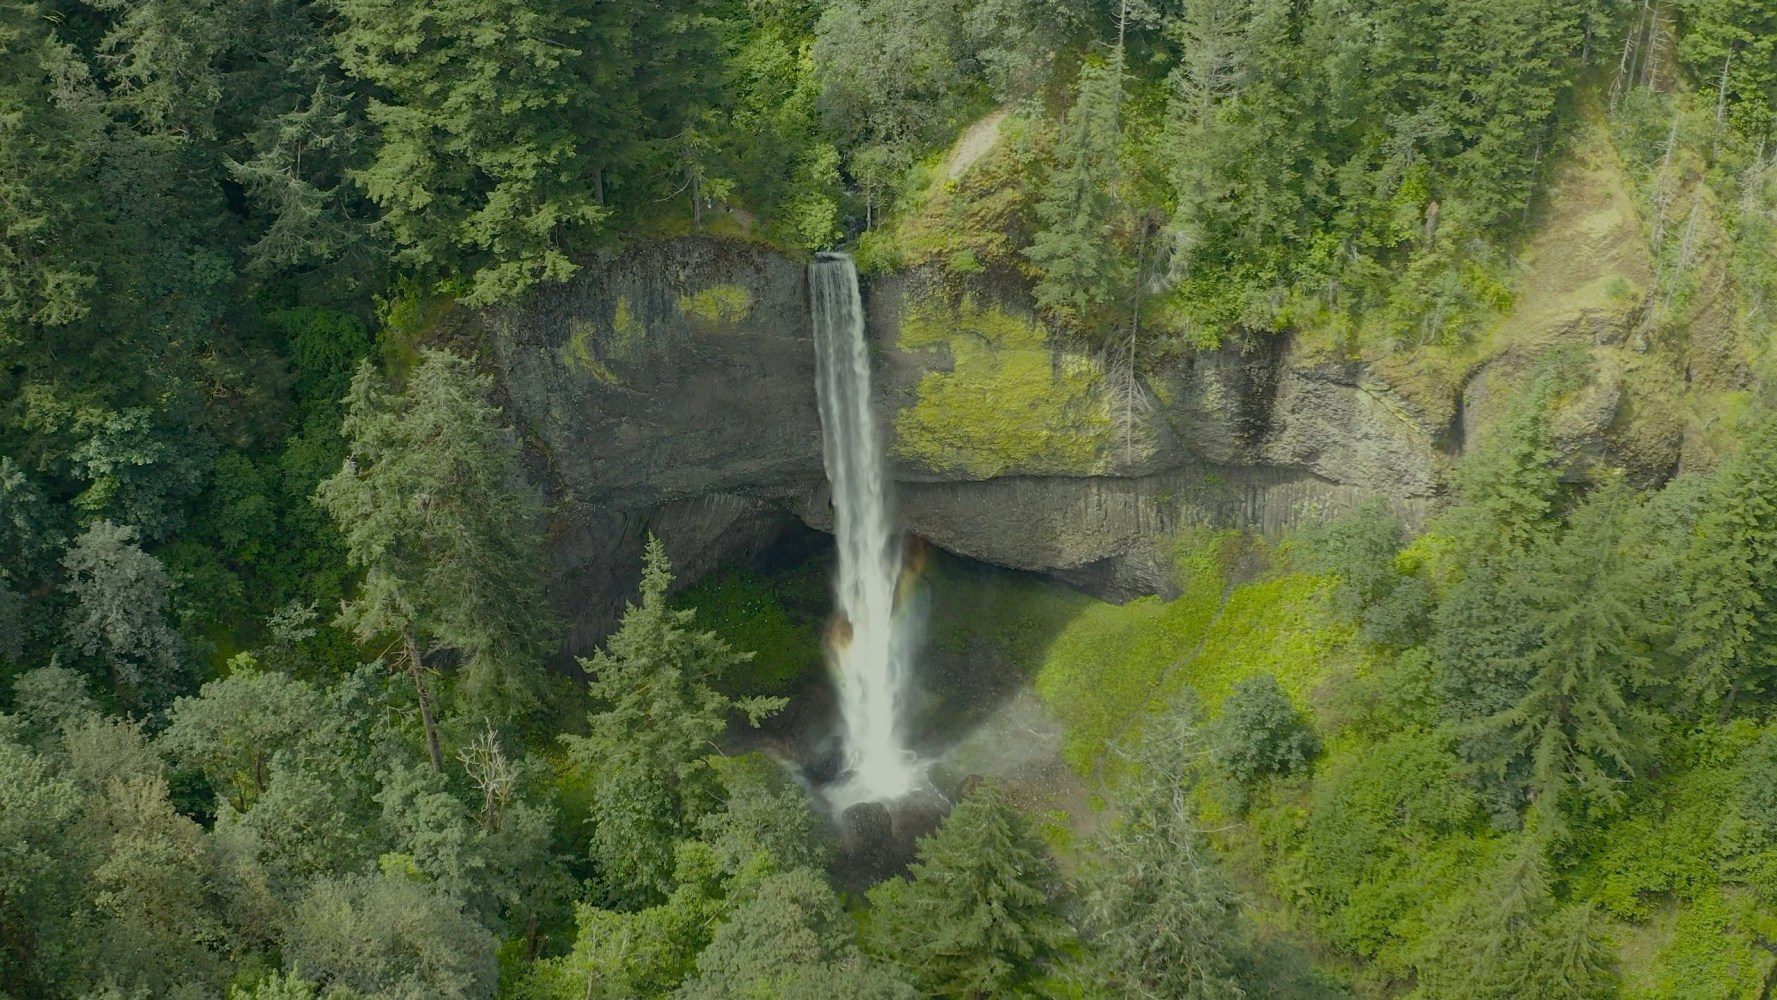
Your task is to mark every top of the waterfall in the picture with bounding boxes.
[814,250,853,262]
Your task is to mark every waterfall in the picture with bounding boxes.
[810,253,919,806]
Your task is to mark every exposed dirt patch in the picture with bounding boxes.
[946,109,1007,182]
[1507,127,1657,347]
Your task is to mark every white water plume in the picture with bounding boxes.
[810,252,920,807]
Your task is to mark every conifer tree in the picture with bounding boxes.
[1422,841,1619,999]
[330,0,609,303]
[315,349,554,768]
[1449,841,1551,996]
[1676,410,1777,715]
[0,1,102,334]
[863,782,1072,998]
[1083,704,1249,999]
[1508,902,1619,1000]
[1025,54,1127,331]
[561,538,784,905]
[1449,377,1569,553]
[681,868,916,1000]
[1462,479,1667,836]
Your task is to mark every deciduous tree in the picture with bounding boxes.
[61,521,187,712]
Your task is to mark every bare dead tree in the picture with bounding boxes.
[1665,187,1705,311]
[1521,142,1543,227]
[457,722,518,832]
[402,629,445,773]
[1650,112,1683,253]
[1639,3,1672,91]
[1114,222,1156,464]
[1712,50,1736,157]
[1609,1,1646,111]
[1739,141,1771,323]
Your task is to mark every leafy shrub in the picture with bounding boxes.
[1738,731,1777,847]
[1210,675,1321,811]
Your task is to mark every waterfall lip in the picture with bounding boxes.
[814,249,852,261]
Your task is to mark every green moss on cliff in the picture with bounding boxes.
[559,296,651,385]
[612,295,644,347]
[893,296,1114,476]
[561,318,621,384]
[677,284,753,327]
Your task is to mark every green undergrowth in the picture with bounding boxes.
[1246,725,1501,982]
[673,565,824,697]
[1034,585,1221,774]
[1570,721,1777,1000]
[1031,536,1350,775]
[1618,888,1777,1000]
[916,530,1777,994]
[1163,572,1350,713]
[915,527,1354,774]
[853,111,1048,276]
[1575,723,1761,922]
[917,533,1222,773]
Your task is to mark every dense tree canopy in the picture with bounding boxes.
[3,1,1777,999]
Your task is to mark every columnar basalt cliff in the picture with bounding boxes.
[483,212,1709,651]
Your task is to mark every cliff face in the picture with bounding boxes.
[862,271,1442,598]
[484,239,824,654]
[485,124,1744,652]
[489,239,1451,648]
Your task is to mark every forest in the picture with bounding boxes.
[4,0,1777,996]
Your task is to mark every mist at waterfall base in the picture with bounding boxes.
[809,253,930,813]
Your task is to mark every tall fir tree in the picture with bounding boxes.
[330,0,609,303]
[863,782,1073,998]
[1083,704,1250,999]
[680,868,916,1000]
[1421,840,1619,999]
[561,537,784,906]
[315,349,554,768]
[1025,53,1128,331]
[1461,479,1668,836]
[1676,410,1777,715]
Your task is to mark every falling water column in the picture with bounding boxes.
[810,252,918,805]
